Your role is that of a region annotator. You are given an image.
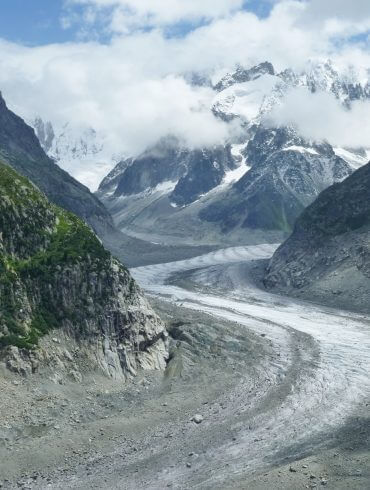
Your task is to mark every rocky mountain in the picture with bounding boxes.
[0,161,167,379]
[264,161,370,313]
[212,60,370,123]
[97,137,236,207]
[0,93,113,236]
[96,60,368,246]
[200,127,352,232]
[214,62,275,92]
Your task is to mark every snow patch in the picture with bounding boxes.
[224,143,251,183]
[334,147,369,169]
[223,164,250,184]
[212,74,280,122]
[283,146,319,155]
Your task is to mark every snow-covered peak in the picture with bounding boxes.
[32,117,123,191]
[211,59,370,136]
[212,74,281,123]
[277,60,370,103]
[214,62,275,92]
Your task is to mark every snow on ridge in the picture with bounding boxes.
[283,146,319,155]
[334,147,369,170]
[115,180,178,201]
[212,74,280,122]
[225,143,250,183]
[223,164,250,184]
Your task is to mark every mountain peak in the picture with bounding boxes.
[214,61,275,91]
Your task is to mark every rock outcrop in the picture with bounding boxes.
[264,161,370,313]
[0,162,167,380]
[0,92,113,236]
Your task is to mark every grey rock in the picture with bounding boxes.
[265,161,370,313]
[0,163,168,380]
[192,414,204,424]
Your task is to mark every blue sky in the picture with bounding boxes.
[0,0,274,45]
[0,0,70,45]
[0,0,369,191]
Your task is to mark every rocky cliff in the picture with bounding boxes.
[0,161,167,380]
[0,92,113,236]
[264,161,370,313]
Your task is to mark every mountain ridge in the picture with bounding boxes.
[95,59,368,246]
[0,92,114,236]
[0,160,167,379]
[264,161,370,313]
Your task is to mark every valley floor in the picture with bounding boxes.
[0,245,369,489]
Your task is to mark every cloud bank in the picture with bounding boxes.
[266,87,370,148]
[65,0,245,33]
[0,0,369,188]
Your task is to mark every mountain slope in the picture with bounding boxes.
[200,127,352,233]
[96,60,367,247]
[264,161,370,313]
[0,92,113,235]
[0,161,167,379]
[97,138,236,206]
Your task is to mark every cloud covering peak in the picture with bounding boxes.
[0,0,369,188]
[266,87,370,149]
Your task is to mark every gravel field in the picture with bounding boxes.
[0,245,369,489]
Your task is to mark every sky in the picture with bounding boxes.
[0,0,369,189]
[0,0,273,45]
[0,0,68,45]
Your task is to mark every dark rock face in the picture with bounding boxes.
[170,146,235,206]
[214,62,275,91]
[98,138,236,207]
[98,158,135,196]
[0,92,113,235]
[0,162,167,379]
[113,141,189,197]
[264,162,370,313]
[200,127,352,233]
[243,126,334,166]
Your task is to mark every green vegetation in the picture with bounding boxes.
[17,209,111,277]
[0,161,46,205]
[0,161,113,350]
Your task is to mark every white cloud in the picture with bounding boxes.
[0,0,369,189]
[66,0,245,33]
[266,87,370,148]
[302,0,370,23]
[0,39,229,152]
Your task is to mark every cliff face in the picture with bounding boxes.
[0,92,113,236]
[0,162,167,380]
[264,162,370,313]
